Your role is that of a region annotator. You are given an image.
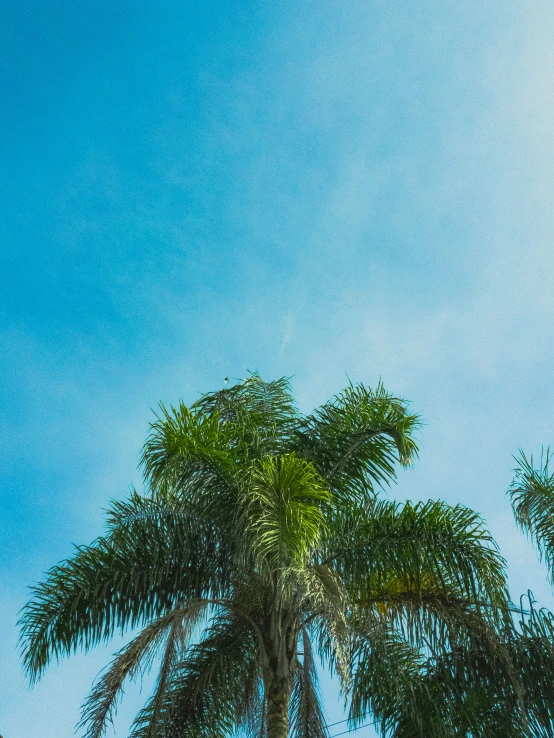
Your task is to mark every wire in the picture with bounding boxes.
[329,720,378,737]
[325,711,372,728]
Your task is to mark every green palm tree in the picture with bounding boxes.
[20,375,540,738]
[509,449,554,585]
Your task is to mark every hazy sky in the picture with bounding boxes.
[2,1,554,736]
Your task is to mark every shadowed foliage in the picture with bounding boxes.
[20,375,554,737]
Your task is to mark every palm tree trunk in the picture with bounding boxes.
[266,675,292,738]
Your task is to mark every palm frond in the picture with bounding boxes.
[349,619,424,734]
[239,454,331,575]
[194,373,297,425]
[140,403,241,521]
[131,609,262,738]
[328,499,508,616]
[388,641,529,738]
[105,491,232,593]
[78,604,203,738]
[295,382,420,503]
[510,598,554,734]
[193,373,299,457]
[509,449,554,584]
[289,630,328,738]
[19,494,230,681]
[299,565,350,688]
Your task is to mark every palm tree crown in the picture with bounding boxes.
[20,375,554,737]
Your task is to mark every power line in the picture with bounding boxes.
[329,720,378,737]
[325,711,372,728]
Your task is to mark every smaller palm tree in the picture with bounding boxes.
[509,449,554,584]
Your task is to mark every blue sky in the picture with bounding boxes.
[2,0,554,735]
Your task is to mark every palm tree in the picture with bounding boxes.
[509,449,554,585]
[20,375,543,738]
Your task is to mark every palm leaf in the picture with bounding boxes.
[140,403,241,522]
[289,630,328,738]
[349,620,424,734]
[19,495,230,680]
[328,499,509,614]
[193,373,298,455]
[299,565,350,688]
[509,449,554,584]
[295,382,420,504]
[239,454,331,575]
[78,604,203,738]
[131,609,262,737]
